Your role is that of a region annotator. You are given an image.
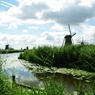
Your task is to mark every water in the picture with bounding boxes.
[1,53,44,88]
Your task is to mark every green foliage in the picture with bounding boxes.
[19,45,95,72]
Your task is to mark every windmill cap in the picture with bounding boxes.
[64,35,72,38]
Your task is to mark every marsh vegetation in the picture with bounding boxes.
[1,45,95,95]
[19,45,95,72]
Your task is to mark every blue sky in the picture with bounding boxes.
[0,0,95,49]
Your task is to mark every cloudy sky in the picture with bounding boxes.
[0,0,95,49]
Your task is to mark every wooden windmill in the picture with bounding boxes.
[64,24,76,46]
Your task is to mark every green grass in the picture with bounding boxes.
[19,45,95,72]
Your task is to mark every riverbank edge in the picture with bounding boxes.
[20,60,95,82]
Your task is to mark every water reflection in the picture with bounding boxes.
[2,53,34,77]
[1,53,44,88]
[35,72,89,93]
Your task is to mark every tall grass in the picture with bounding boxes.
[19,46,58,67]
[54,45,95,72]
[19,45,95,72]
[0,72,95,95]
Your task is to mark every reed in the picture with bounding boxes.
[19,45,95,72]
[0,72,95,95]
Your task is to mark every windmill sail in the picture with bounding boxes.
[72,33,76,37]
[68,24,72,35]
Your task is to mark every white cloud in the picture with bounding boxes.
[73,24,95,44]
[79,0,95,7]
[43,0,95,25]
[51,23,66,31]
[0,0,95,48]
[23,30,28,33]
[82,25,95,43]
[11,1,49,20]
[8,22,18,29]
[1,0,95,27]
[0,11,14,24]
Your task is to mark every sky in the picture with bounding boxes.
[0,0,95,49]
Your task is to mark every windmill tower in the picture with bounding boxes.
[5,44,9,50]
[64,24,76,45]
[5,41,9,50]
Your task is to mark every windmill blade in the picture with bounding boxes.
[7,41,9,45]
[68,24,72,35]
[72,33,76,37]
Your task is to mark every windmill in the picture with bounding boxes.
[5,41,9,50]
[81,37,84,45]
[78,36,88,45]
[63,24,76,46]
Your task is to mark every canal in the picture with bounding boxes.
[1,53,44,88]
[1,53,90,93]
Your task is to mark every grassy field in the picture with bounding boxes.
[19,45,95,72]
